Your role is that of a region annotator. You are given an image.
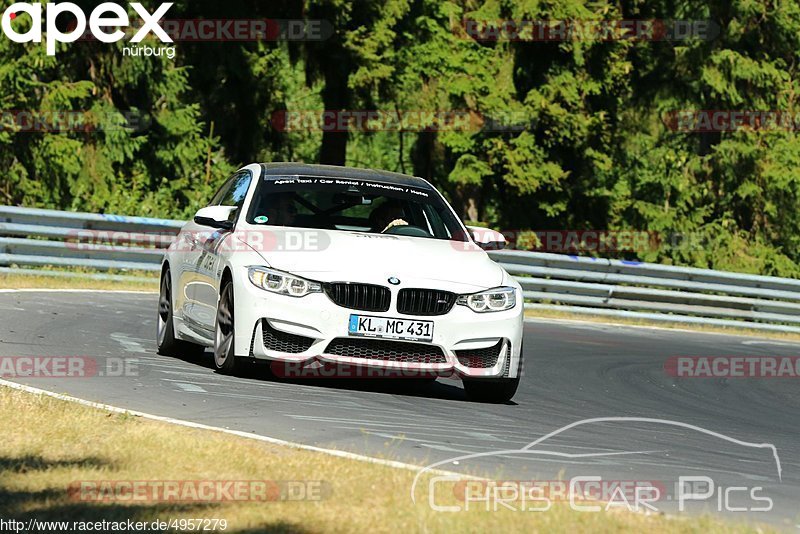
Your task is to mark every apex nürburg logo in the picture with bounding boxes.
[1,2,173,55]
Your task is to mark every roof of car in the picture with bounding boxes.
[258,163,433,190]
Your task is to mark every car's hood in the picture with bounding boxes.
[236,226,505,292]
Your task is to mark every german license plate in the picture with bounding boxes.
[348,315,434,342]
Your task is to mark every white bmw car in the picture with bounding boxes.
[157,163,524,402]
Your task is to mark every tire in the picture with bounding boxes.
[463,377,520,403]
[157,268,206,358]
[405,377,438,388]
[463,341,523,403]
[214,279,241,374]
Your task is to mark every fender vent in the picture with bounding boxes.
[262,320,315,354]
[455,340,505,368]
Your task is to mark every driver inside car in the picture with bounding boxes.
[369,200,409,233]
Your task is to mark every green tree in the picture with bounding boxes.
[0,1,233,218]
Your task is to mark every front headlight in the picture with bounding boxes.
[247,267,322,297]
[456,287,517,313]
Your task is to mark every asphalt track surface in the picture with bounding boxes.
[1,291,799,529]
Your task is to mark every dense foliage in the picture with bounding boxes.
[1,0,798,276]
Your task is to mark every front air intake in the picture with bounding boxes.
[324,338,447,364]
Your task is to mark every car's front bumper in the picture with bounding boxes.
[233,276,524,379]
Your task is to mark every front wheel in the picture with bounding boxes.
[463,377,520,403]
[463,341,523,403]
[214,279,241,374]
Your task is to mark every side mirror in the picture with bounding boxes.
[194,206,236,230]
[467,225,507,251]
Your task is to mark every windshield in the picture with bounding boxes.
[245,175,469,241]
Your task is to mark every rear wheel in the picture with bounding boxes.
[463,342,523,403]
[157,269,206,358]
[214,279,241,374]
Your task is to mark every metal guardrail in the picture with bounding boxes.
[487,250,800,333]
[0,206,183,275]
[2,205,800,333]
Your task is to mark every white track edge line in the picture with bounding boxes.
[0,379,467,479]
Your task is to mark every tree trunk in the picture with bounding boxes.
[319,130,348,166]
[318,56,349,166]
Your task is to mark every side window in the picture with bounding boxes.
[219,172,252,209]
[208,176,236,207]
[207,171,253,221]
